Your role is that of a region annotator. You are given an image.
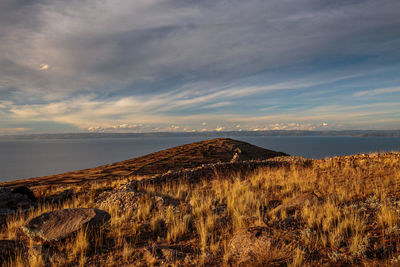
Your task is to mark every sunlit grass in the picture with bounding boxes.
[3,152,400,266]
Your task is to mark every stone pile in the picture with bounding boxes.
[95,182,144,212]
[132,156,310,186]
[95,180,181,213]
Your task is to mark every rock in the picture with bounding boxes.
[0,187,36,210]
[0,240,25,263]
[44,189,73,204]
[95,183,180,213]
[11,186,36,201]
[22,208,111,242]
[227,226,290,265]
[95,188,143,212]
[272,192,320,216]
[0,187,36,227]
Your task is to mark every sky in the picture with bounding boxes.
[1,0,400,134]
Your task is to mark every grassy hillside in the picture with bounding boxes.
[2,151,400,266]
[0,138,286,190]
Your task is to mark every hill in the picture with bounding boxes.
[0,138,287,189]
[0,139,400,266]
[1,151,400,266]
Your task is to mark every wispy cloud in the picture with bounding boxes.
[354,86,400,97]
[201,102,233,109]
[0,0,400,133]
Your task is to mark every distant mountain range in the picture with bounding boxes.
[1,130,400,140]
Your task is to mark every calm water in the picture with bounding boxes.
[1,136,400,182]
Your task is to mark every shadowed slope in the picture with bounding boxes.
[0,138,287,189]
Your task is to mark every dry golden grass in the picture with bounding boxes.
[166,210,190,243]
[2,152,400,266]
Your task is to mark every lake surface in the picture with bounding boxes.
[1,136,400,182]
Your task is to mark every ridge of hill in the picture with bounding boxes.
[0,138,287,189]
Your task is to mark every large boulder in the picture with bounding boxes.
[227,226,291,266]
[22,208,110,242]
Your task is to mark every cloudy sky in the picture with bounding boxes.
[1,0,400,134]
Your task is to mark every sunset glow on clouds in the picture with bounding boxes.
[0,0,400,134]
